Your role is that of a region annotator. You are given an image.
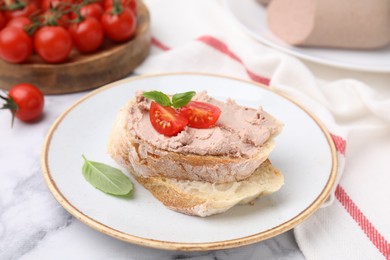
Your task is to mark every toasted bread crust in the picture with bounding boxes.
[135,176,206,211]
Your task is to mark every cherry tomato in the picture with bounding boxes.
[41,0,73,11]
[101,7,136,42]
[179,101,221,128]
[4,2,39,19]
[34,26,72,63]
[80,3,103,20]
[96,0,105,9]
[149,101,188,136]
[31,0,43,7]
[69,17,103,53]
[69,3,103,21]
[6,83,44,122]
[0,12,7,30]
[0,26,32,63]
[104,0,137,15]
[40,9,70,27]
[6,16,31,29]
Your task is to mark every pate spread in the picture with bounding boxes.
[127,91,282,158]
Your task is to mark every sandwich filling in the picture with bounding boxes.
[127,91,282,158]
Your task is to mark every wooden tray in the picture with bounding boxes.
[0,2,151,94]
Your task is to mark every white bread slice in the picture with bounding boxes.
[133,159,284,217]
[108,100,278,184]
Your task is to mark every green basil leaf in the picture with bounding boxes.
[82,155,133,195]
[172,91,196,108]
[142,91,172,106]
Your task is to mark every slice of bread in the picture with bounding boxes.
[108,99,278,183]
[133,159,284,217]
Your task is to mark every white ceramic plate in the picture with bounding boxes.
[42,73,337,251]
[223,0,390,73]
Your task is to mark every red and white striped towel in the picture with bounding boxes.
[139,0,390,259]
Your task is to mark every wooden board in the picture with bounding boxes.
[0,2,151,95]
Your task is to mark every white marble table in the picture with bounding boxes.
[0,90,304,260]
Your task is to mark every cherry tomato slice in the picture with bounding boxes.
[149,101,188,136]
[179,101,221,128]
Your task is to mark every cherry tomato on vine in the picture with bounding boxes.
[6,16,31,30]
[31,0,43,7]
[80,3,104,20]
[101,6,136,42]
[149,101,188,136]
[0,83,44,123]
[40,9,70,27]
[104,0,137,15]
[0,26,32,63]
[34,26,73,63]
[69,17,103,53]
[4,2,39,19]
[41,0,73,11]
[69,3,103,21]
[96,0,105,9]
[179,101,221,128]
[0,12,7,30]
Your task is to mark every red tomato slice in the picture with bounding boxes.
[149,101,188,136]
[179,101,221,128]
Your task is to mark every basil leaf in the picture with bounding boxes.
[142,91,172,106]
[172,91,196,108]
[81,155,133,196]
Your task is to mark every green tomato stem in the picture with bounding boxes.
[0,95,18,127]
[111,0,123,15]
[3,0,26,11]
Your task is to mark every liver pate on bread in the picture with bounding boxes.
[108,91,284,217]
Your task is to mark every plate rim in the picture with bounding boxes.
[41,72,338,251]
[223,0,390,73]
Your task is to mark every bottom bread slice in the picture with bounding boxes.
[133,159,284,217]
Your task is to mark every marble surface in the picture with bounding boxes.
[0,90,304,260]
[1,0,389,258]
